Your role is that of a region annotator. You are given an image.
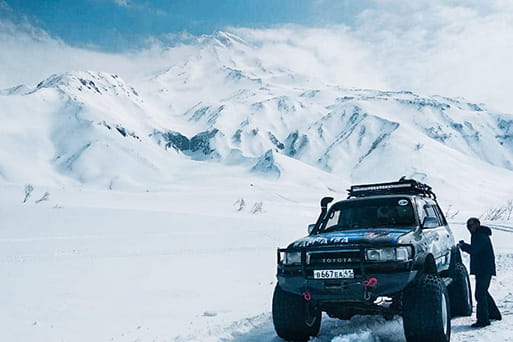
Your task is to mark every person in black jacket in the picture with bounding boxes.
[458,217,501,327]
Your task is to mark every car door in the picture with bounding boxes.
[422,200,451,271]
[432,202,455,269]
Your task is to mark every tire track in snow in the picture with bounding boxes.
[200,252,513,342]
[178,314,405,342]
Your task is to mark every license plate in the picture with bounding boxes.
[313,269,354,279]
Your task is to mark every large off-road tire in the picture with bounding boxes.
[448,262,473,317]
[402,274,451,342]
[272,285,321,341]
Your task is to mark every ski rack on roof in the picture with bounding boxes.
[347,178,437,200]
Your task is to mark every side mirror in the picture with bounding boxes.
[308,224,316,235]
[422,216,438,229]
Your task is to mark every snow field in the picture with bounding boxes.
[2,181,513,342]
[0,181,320,342]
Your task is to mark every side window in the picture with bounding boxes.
[424,204,442,227]
[417,199,427,223]
[424,205,436,218]
[324,210,339,229]
[432,205,448,225]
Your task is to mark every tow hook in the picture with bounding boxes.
[363,277,378,301]
[303,291,312,301]
[364,277,378,287]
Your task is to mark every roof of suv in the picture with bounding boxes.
[346,179,437,200]
[336,194,434,204]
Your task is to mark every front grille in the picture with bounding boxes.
[307,250,362,265]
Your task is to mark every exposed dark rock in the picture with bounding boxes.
[189,105,224,125]
[251,102,264,111]
[276,96,295,112]
[251,149,280,178]
[358,122,400,164]
[467,103,483,112]
[336,96,355,101]
[284,130,308,157]
[152,129,220,157]
[498,118,513,133]
[116,126,127,137]
[299,90,320,98]
[190,129,219,155]
[425,125,451,143]
[267,131,284,150]
[161,131,191,151]
[100,121,112,130]
[232,129,242,144]
[114,125,140,140]
[396,98,450,111]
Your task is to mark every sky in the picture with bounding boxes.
[3,0,370,51]
[2,0,513,112]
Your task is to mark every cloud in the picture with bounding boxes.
[0,18,171,88]
[352,0,513,111]
[111,0,168,16]
[230,25,388,90]
[2,0,513,112]
[0,0,10,10]
[114,0,132,8]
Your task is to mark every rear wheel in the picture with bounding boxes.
[272,285,321,341]
[448,262,473,317]
[403,274,451,342]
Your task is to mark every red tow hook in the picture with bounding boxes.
[364,277,378,287]
[363,277,378,301]
[303,291,312,301]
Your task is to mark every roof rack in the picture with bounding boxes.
[347,177,437,199]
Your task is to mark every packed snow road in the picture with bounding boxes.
[1,184,513,342]
[214,253,513,342]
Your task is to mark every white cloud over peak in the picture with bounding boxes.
[354,0,513,111]
[230,25,389,90]
[2,0,513,112]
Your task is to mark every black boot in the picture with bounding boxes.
[471,321,491,328]
[490,313,502,321]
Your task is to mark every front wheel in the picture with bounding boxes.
[448,262,473,317]
[402,274,451,342]
[272,285,321,341]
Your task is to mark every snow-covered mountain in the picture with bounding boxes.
[4,29,513,342]
[2,31,513,208]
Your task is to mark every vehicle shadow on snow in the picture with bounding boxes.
[226,314,405,342]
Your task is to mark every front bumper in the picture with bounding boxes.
[277,247,417,302]
[278,269,416,302]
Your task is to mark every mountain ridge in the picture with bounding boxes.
[2,42,513,207]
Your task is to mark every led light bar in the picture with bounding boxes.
[347,178,436,199]
[352,183,413,192]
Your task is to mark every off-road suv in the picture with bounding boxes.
[272,179,472,342]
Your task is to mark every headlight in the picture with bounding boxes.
[283,251,302,265]
[395,247,412,261]
[366,247,412,262]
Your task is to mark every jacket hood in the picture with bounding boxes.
[477,225,492,236]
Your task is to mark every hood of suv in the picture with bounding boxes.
[288,229,411,249]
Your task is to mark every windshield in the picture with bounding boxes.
[322,197,417,232]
